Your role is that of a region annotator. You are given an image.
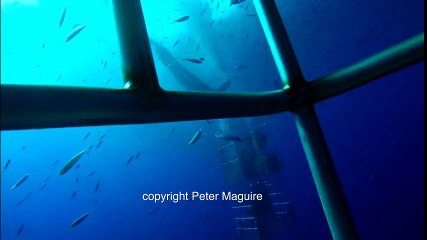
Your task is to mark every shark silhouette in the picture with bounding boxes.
[150,39,231,92]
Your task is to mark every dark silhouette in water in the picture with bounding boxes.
[17,224,25,237]
[150,39,231,92]
[2,159,11,172]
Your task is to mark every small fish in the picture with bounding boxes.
[75,178,79,183]
[59,150,86,175]
[11,174,29,189]
[17,224,25,237]
[83,132,91,140]
[16,192,32,207]
[200,7,208,15]
[125,156,134,166]
[86,172,95,177]
[206,120,212,125]
[246,13,256,17]
[56,74,62,82]
[65,24,87,42]
[183,58,204,64]
[135,152,141,160]
[189,129,203,145]
[70,213,90,228]
[94,180,100,193]
[173,40,180,48]
[51,160,59,166]
[147,207,160,215]
[103,61,107,70]
[174,16,190,22]
[43,177,50,183]
[96,140,103,149]
[21,145,26,150]
[59,7,66,27]
[37,183,47,191]
[41,43,46,49]
[98,134,107,140]
[87,145,93,153]
[3,159,11,172]
[75,164,80,170]
[70,191,77,200]
[168,127,176,137]
[230,0,246,6]
[209,20,215,26]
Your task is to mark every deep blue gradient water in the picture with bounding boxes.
[1,0,424,240]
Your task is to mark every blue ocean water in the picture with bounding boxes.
[1,0,424,240]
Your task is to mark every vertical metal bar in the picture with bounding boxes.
[112,0,160,92]
[254,1,359,239]
[294,106,359,240]
[253,0,305,89]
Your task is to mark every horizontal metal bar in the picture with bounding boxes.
[309,33,424,102]
[1,34,423,131]
[0,85,294,130]
[112,0,160,92]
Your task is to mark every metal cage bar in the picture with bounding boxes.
[254,1,358,239]
[1,33,423,130]
[112,0,160,92]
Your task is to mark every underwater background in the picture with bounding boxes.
[1,0,424,239]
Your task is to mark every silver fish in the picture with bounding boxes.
[59,7,66,27]
[11,174,29,189]
[70,213,90,228]
[189,129,203,145]
[83,132,91,140]
[70,191,77,200]
[3,159,11,172]
[174,16,190,22]
[94,180,100,192]
[125,156,134,166]
[17,224,25,237]
[38,183,48,191]
[16,192,32,206]
[230,0,246,6]
[183,58,204,64]
[96,140,103,149]
[173,40,180,48]
[59,150,86,175]
[65,24,87,42]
